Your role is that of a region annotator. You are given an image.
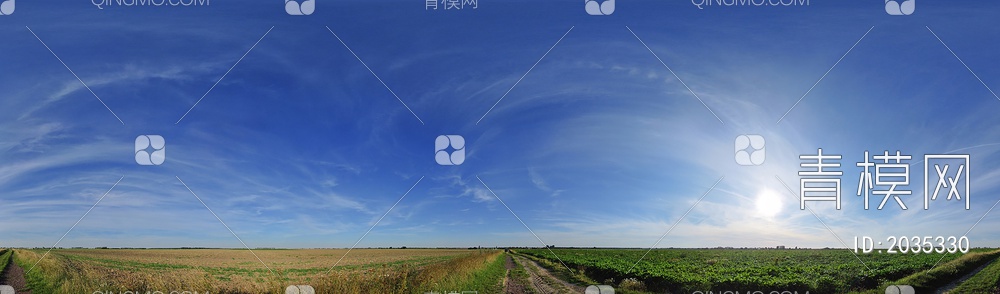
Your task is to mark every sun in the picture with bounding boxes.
[755,190,783,218]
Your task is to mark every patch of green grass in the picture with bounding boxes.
[418,252,507,293]
[506,257,536,294]
[848,249,1000,294]
[0,249,11,277]
[14,250,60,294]
[942,255,1000,293]
[448,252,507,293]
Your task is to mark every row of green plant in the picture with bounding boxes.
[948,254,1000,293]
[520,248,989,294]
[851,249,1000,294]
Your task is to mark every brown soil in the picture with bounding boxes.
[510,254,584,294]
[504,254,531,294]
[0,252,32,294]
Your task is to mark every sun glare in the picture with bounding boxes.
[755,190,783,218]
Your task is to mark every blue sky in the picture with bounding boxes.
[1,0,999,250]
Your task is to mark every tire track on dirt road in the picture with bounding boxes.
[509,254,583,294]
[0,251,32,294]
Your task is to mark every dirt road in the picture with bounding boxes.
[504,255,530,294]
[0,251,31,294]
[505,254,583,294]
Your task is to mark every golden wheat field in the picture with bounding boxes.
[9,248,507,294]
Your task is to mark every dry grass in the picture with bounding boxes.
[13,248,502,294]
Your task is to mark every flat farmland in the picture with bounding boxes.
[10,247,1000,294]
[6,248,506,294]
[520,248,1000,294]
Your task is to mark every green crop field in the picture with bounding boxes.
[520,248,1000,294]
[948,255,1000,293]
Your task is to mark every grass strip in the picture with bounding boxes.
[14,249,60,294]
[411,250,506,293]
[852,249,1000,294]
[506,256,537,294]
[945,254,1000,293]
[0,249,11,277]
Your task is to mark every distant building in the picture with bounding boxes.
[777,245,786,249]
